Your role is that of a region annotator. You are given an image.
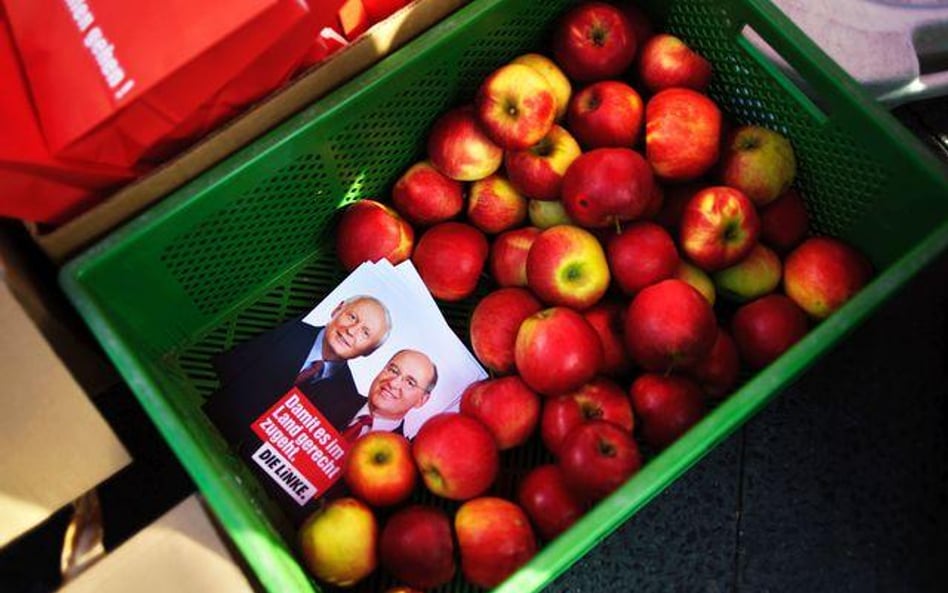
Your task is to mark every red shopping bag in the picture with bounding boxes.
[3,0,316,171]
[0,10,131,224]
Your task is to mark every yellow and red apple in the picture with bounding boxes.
[645,88,722,181]
[505,124,581,200]
[510,53,572,120]
[427,105,503,181]
[391,160,464,226]
[467,174,528,234]
[455,497,537,588]
[719,124,797,207]
[343,431,416,507]
[783,237,872,319]
[713,243,782,302]
[335,199,414,271]
[475,63,557,150]
[679,186,760,271]
[489,226,542,287]
[637,33,712,93]
[298,497,377,587]
[525,225,610,309]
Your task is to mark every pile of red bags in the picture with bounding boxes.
[1,0,408,225]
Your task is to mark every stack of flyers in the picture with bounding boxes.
[203,260,488,523]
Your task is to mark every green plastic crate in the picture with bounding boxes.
[61,0,948,591]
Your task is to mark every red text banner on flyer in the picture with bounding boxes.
[250,387,348,505]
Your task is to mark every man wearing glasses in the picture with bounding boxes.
[342,349,438,441]
[208,294,393,439]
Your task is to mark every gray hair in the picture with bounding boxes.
[337,294,392,354]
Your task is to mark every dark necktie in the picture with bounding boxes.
[295,359,326,387]
[342,414,372,443]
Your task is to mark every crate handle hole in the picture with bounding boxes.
[739,24,831,125]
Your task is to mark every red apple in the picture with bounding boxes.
[637,33,712,93]
[379,505,455,590]
[582,300,633,378]
[489,226,542,287]
[553,2,637,82]
[561,147,656,228]
[540,377,634,457]
[469,287,543,373]
[528,198,575,228]
[461,376,541,450]
[558,420,642,501]
[517,464,587,540]
[476,63,557,150]
[412,412,499,500]
[505,124,582,200]
[713,243,782,302]
[511,53,573,120]
[455,497,537,588]
[629,373,705,450]
[645,88,722,181]
[731,294,809,369]
[759,188,810,253]
[567,80,644,149]
[515,307,603,395]
[467,174,528,234]
[674,260,716,306]
[427,105,503,181]
[525,225,610,309]
[298,497,377,586]
[343,431,416,507]
[391,160,463,227]
[680,186,760,271]
[719,124,797,206]
[607,221,680,296]
[689,327,741,399]
[335,199,414,271]
[783,237,872,319]
[624,278,717,372]
[413,222,489,301]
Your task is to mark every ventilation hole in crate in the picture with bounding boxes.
[162,157,336,317]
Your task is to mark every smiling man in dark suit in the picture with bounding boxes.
[341,348,438,441]
[206,294,393,442]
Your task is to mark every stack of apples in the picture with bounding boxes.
[323,0,874,590]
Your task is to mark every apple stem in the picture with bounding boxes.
[614,217,622,235]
